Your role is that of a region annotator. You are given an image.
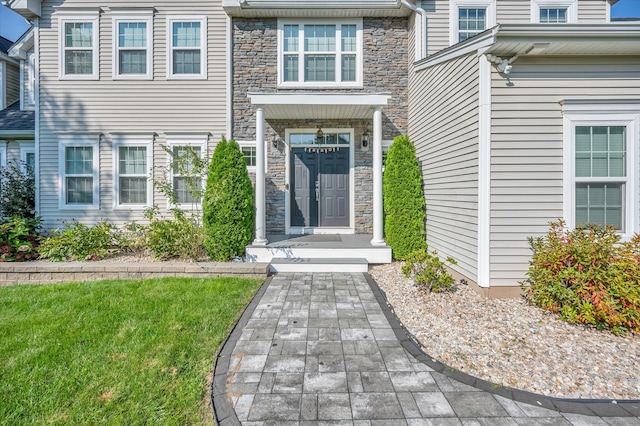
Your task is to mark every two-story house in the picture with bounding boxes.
[0,29,35,169]
[6,0,640,296]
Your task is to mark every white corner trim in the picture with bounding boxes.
[477,54,491,288]
[226,15,233,140]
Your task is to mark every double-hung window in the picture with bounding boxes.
[167,17,207,79]
[450,0,495,45]
[564,105,640,239]
[59,135,99,209]
[279,20,362,87]
[114,137,152,208]
[112,11,153,79]
[59,13,99,80]
[531,0,577,23]
[166,140,205,205]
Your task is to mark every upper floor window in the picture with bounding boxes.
[278,20,362,88]
[450,0,496,45]
[167,17,207,79]
[58,13,99,80]
[112,11,153,80]
[531,0,577,23]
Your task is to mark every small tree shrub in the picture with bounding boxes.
[203,138,255,261]
[0,217,40,261]
[38,220,127,261]
[402,247,458,293]
[143,207,206,261]
[0,160,36,220]
[383,135,427,260]
[524,220,640,335]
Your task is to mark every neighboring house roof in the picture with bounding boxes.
[0,36,13,55]
[0,101,35,139]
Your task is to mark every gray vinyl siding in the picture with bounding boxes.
[409,53,480,282]
[578,0,609,23]
[6,62,20,107]
[37,0,227,228]
[490,55,640,286]
[497,0,531,24]
[425,0,450,56]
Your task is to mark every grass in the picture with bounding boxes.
[0,276,263,425]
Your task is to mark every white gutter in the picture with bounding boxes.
[226,15,233,140]
[401,0,426,61]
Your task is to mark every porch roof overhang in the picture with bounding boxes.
[416,23,640,71]
[248,92,391,120]
[222,0,414,18]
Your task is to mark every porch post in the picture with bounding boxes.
[371,107,385,246]
[253,106,268,245]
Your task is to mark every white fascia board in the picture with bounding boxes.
[248,92,391,107]
[496,23,640,38]
[224,0,402,9]
[414,27,497,71]
[7,27,33,61]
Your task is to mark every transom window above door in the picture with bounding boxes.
[278,20,362,88]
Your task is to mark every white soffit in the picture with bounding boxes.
[248,92,391,119]
[222,0,412,18]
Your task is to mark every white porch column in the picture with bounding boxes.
[371,107,385,246]
[253,107,268,245]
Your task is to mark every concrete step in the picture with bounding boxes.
[270,257,368,273]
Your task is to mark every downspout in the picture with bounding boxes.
[401,0,426,61]
[226,15,233,140]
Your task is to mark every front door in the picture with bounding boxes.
[291,148,350,228]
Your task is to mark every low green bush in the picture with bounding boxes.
[0,217,40,262]
[524,220,640,335]
[402,247,458,293]
[38,220,126,261]
[144,207,205,261]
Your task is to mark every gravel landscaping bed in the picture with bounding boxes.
[370,262,640,400]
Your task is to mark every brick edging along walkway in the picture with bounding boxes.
[0,261,270,286]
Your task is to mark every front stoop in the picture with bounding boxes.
[270,257,368,273]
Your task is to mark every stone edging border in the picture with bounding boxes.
[363,273,640,418]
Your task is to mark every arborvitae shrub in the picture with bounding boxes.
[524,220,640,335]
[383,135,427,260]
[202,138,255,261]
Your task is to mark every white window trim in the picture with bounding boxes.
[531,0,577,23]
[0,143,7,168]
[58,13,100,80]
[113,136,153,210]
[165,138,206,209]
[112,10,154,80]
[58,135,100,210]
[238,140,265,173]
[449,0,496,46]
[277,19,363,89]
[563,107,640,240]
[166,16,207,80]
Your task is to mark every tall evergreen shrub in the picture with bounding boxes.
[203,138,255,261]
[383,134,427,260]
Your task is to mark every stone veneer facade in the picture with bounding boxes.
[232,17,408,234]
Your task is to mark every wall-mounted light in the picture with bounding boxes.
[361,131,369,151]
[316,126,324,140]
[272,135,279,149]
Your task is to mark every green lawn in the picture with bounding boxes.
[0,276,263,425]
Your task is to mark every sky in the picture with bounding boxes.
[0,0,639,42]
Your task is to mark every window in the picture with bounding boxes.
[167,17,207,79]
[113,12,153,79]
[167,141,205,205]
[20,144,35,173]
[237,141,261,171]
[458,8,486,42]
[531,0,577,23]
[382,140,392,169]
[59,136,99,209]
[59,14,99,80]
[278,20,362,87]
[563,106,639,239]
[539,8,567,23]
[114,138,152,208]
[450,0,495,45]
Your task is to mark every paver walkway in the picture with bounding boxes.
[212,272,640,425]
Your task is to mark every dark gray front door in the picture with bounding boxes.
[291,148,349,228]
